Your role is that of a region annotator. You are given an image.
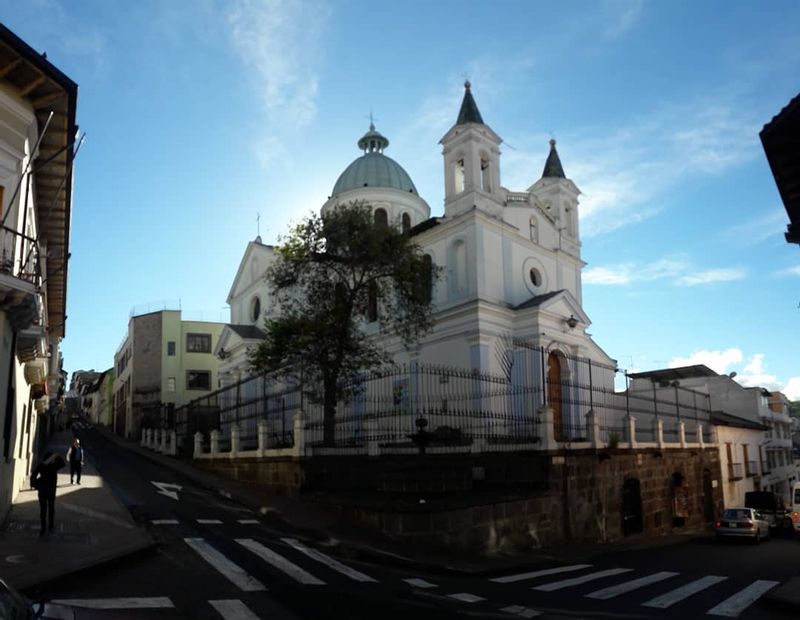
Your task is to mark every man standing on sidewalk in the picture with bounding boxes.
[31,451,65,535]
[66,438,85,484]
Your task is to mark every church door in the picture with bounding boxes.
[547,351,564,440]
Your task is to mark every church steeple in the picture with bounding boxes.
[456,80,484,125]
[542,139,566,179]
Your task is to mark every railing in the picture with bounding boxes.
[0,225,41,286]
[729,462,744,481]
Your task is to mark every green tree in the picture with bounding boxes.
[249,202,438,446]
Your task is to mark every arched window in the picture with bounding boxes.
[250,296,261,322]
[451,240,467,296]
[454,158,465,193]
[529,217,538,243]
[374,208,388,227]
[480,156,491,193]
[402,212,411,234]
[422,254,433,303]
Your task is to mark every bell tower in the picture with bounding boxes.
[440,82,504,218]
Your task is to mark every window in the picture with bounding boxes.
[251,296,261,322]
[374,208,388,227]
[186,370,211,390]
[529,268,542,288]
[167,341,176,356]
[529,217,538,243]
[480,158,490,192]
[186,333,211,353]
[167,377,176,392]
[402,212,411,234]
[451,240,467,295]
[454,158,465,193]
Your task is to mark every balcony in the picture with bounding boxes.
[728,462,744,481]
[0,226,42,333]
[746,460,759,477]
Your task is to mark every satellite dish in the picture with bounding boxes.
[729,372,737,378]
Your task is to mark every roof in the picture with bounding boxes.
[228,324,266,340]
[711,410,768,431]
[627,365,718,381]
[542,139,566,179]
[760,92,800,244]
[0,24,78,339]
[408,217,441,237]
[456,81,484,125]
[332,152,417,196]
[513,290,564,310]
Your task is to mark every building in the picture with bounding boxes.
[221,83,618,439]
[113,309,224,439]
[0,25,77,522]
[82,368,113,427]
[628,365,797,504]
[760,93,800,245]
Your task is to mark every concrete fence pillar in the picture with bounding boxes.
[141,428,147,447]
[293,413,306,457]
[160,428,168,453]
[210,430,220,458]
[656,419,665,449]
[169,430,177,456]
[625,415,637,449]
[143,428,150,449]
[539,406,557,451]
[193,432,204,459]
[697,422,705,448]
[230,424,241,458]
[257,421,268,455]
[710,424,719,446]
[586,410,601,449]
[679,421,687,448]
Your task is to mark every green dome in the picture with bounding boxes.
[332,123,418,196]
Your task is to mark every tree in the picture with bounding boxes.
[249,202,439,446]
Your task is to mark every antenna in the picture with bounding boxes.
[256,212,261,237]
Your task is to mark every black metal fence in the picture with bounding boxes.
[170,342,715,453]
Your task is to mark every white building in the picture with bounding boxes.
[221,82,618,436]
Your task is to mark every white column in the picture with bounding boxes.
[679,421,687,448]
[210,430,220,458]
[586,410,601,449]
[257,421,268,456]
[656,419,665,449]
[160,428,168,453]
[625,415,637,449]
[230,424,240,459]
[293,413,306,457]
[193,432,204,459]
[141,428,147,447]
[169,430,177,456]
[539,406,557,451]
[697,422,705,448]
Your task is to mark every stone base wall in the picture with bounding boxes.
[200,447,723,553]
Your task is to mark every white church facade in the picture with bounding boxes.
[217,83,617,437]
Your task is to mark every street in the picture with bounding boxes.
[24,426,800,619]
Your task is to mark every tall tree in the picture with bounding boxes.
[249,202,438,446]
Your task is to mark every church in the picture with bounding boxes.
[216,82,618,428]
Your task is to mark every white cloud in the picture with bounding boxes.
[669,348,744,374]
[783,377,800,401]
[583,265,633,285]
[722,208,787,247]
[777,265,800,277]
[736,353,782,391]
[676,268,747,287]
[603,0,644,38]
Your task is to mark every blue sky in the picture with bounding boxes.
[5,1,800,397]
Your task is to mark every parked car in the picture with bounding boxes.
[744,491,792,532]
[714,507,770,543]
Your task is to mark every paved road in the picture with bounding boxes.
[31,424,799,619]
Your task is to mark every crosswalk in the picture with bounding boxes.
[492,563,780,617]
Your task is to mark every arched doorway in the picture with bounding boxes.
[621,478,643,536]
[547,351,564,440]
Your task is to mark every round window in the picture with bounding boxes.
[529,268,542,288]
[251,297,261,322]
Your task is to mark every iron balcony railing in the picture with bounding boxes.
[0,225,41,286]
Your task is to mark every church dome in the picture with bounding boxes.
[331,124,418,197]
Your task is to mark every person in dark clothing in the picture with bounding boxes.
[66,437,84,484]
[31,450,65,535]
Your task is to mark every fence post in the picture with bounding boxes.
[210,430,220,459]
[230,424,240,459]
[697,422,705,448]
[539,406,557,450]
[193,432,203,459]
[656,419,665,449]
[141,428,147,447]
[160,428,168,453]
[151,429,158,450]
[626,415,637,449]
[678,421,687,448]
[293,412,306,457]
[169,430,177,456]
[586,410,601,449]
[257,420,268,456]
[144,428,151,449]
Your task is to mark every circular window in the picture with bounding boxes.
[529,268,542,288]
[251,297,261,322]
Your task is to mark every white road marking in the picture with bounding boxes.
[239,519,260,524]
[643,575,728,608]
[491,564,593,584]
[534,568,634,592]
[184,538,266,592]
[151,519,179,525]
[236,538,325,585]
[706,580,780,617]
[198,519,223,524]
[151,481,182,501]
[281,537,378,582]
[209,599,260,620]
[448,593,485,603]
[500,605,542,618]
[586,571,679,599]
[404,578,438,588]
[49,597,174,609]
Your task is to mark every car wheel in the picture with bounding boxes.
[754,531,761,544]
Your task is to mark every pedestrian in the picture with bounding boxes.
[66,437,85,484]
[31,450,65,536]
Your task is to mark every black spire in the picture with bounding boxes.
[542,139,566,179]
[456,80,484,125]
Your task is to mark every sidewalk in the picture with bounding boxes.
[97,425,712,575]
[0,430,155,591]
